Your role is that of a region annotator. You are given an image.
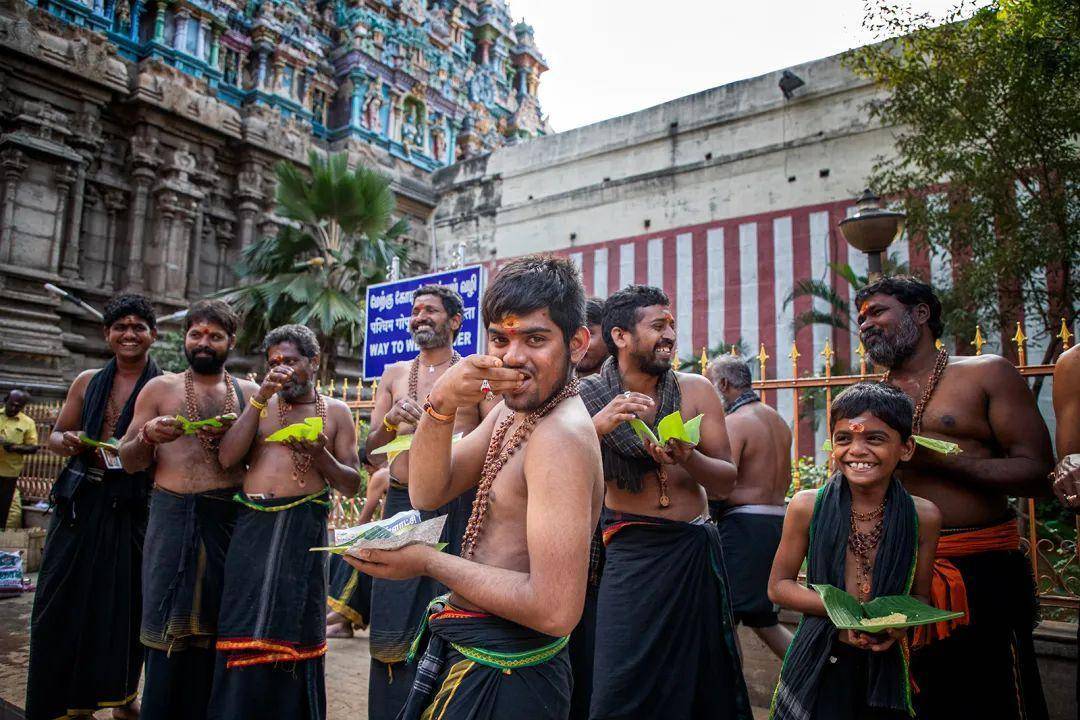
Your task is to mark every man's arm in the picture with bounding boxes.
[408,355,524,510]
[911,496,942,603]
[118,378,181,472]
[356,468,389,525]
[47,371,94,457]
[306,401,361,497]
[674,374,738,497]
[909,357,1054,496]
[767,489,824,616]
[1051,347,1080,507]
[219,366,290,469]
[353,417,601,637]
[7,420,38,454]
[365,366,416,460]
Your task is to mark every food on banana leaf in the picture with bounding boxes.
[174,412,238,435]
[371,433,463,462]
[78,433,120,452]
[265,417,323,442]
[860,613,907,627]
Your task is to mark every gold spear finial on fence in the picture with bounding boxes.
[757,344,769,380]
[315,380,323,394]
[730,344,738,357]
[855,341,868,376]
[370,377,379,397]
[672,352,682,371]
[699,347,709,374]
[1012,322,1027,366]
[820,339,834,376]
[1059,318,1073,350]
[972,325,985,356]
[328,378,337,397]
[789,342,801,376]
[934,338,944,351]
[342,377,350,401]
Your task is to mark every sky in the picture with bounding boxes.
[507,0,969,132]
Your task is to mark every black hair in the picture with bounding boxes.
[830,382,914,441]
[413,284,464,319]
[185,299,239,336]
[585,297,605,327]
[855,275,944,339]
[707,354,752,389]
[262,324,320,359]
[103,293,156,330]
[482,254,585,345]
[601,284,669,357]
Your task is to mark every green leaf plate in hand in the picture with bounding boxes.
[372,433,464,462]
[265,417,323,443]
[821,436,961,456]
[78,433,120,452]
[812,583,964,633]
[629,411,704,446]
[175,413,238,435]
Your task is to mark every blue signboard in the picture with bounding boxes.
[362,265,486,380]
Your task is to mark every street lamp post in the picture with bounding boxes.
[838,189,906,282]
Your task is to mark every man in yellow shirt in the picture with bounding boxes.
[0,389,38,529]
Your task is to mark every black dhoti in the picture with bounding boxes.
[327,552,372,628]
[207,491,330,720]
[590,509,751,720]
[715,504,785,628]
[398,597,572,720]
[141,486,238,720]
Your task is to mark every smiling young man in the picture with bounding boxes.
[769,382,941,720]
[118,299,257,720]
[346,255,603,720]
[210,324,360,720]
[26,294,162,720]
[855,276,1054,720]
[578,284,750,720]
[362,284,498,719]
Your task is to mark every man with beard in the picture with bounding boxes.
[0,389,38,529]
[705,355,793,660]
[118,299,257,719]
[855,276,1054,720]
[576,297,610,378]
[362,284,498,719]
[579,284,750,720]
[26,294,161,720]
[567,295,610,720]
[211,324,361,719]
[346,254,603,720]
[1050,343,1079,706]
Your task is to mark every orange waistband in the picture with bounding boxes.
[913,519,1019,649]
[935,518,1020,558]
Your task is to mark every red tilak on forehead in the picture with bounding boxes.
[849,422,866,433]
[662,310,674,323]
[498,315,521,335]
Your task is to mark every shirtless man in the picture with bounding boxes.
[362,284,497,719]
[119,300,257,720]
[567,296,611,720]
[579,284,750,720]
[855,276,1054,720]
[706,354,794,659]
[346,255,603,720]
[26,293,161,720]
[209,324,360,720]
[1050,343,1080,707]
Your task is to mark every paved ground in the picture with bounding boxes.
[1,580,768,719]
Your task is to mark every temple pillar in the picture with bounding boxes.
[255,49,269,90]
[152,0,167,43]
[102,190,126,291]
[173,8,189,51]
[196,18,209,61]
[125,166,156,291]
[349,72,369,128]
[0,149,27,264]
[209,26,221,69]
[186,199,205,298]
[60,159,88,279]
[237,202,258,249]
[130,0,141,40]
[49,164,77,274]
[388,90,403,142]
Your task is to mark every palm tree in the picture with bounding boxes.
[782,256,911,338]
[218,152,408,381]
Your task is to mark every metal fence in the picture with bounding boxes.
[14,323,1078,622]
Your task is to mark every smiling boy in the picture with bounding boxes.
[769,382,941,720]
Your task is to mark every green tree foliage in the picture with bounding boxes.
[218,152,408,380]
[848,0,1080,364]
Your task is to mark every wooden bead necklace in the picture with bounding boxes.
[849,499,886,600]
[277,391,327,486]
[184,368,237,465]
[461,378,580,560]
[883,347,948,434]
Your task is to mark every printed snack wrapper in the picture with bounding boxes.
[311,510,448,557]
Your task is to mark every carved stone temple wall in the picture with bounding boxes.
[0,0,547,395]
